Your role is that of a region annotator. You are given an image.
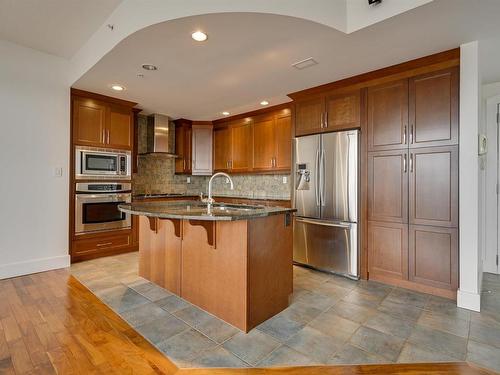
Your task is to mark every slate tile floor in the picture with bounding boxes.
[71,252,500,371]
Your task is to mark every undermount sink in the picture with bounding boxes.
[206,203,265,213]
[212,204,264,212]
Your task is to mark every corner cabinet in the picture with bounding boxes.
[191,124,213,175]
[72,95,134,150]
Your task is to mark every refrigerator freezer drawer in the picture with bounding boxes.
[293,217,358,278]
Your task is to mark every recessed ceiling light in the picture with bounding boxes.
[142,64,158,71]
[111,84,125,91]
[260,100,269,106]
[222,111,230,116]
[192,31,208,42]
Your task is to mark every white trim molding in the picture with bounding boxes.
[457,289,481,312]
[0,255,70,280]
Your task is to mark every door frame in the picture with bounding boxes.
[485,95,500,274]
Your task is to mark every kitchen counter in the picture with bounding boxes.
[123,200,294,332]
[119,200,295,221]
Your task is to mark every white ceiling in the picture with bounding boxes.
[0,0,122,58]
[70,0,500,120]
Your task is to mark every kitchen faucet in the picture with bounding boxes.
[203,172,234,205]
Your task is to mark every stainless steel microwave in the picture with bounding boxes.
[75,146,131,180]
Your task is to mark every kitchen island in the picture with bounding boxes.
[119,201,295,332]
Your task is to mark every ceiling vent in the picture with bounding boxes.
[292,58,318,70]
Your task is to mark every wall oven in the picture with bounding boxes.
[75,182,132,235]
[75,146,131,180]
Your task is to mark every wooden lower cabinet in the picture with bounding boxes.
[409,225,458,291]
[367,220,458,298]
[138,217,181,295]
[72,230,136,262]
[368,221,408,281]
[138,214,293,332]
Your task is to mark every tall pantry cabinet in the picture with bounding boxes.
[367,67,459,296]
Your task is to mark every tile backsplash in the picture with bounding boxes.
[133,154,291,199]
[133,115,291,199]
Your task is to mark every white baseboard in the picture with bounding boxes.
[457,289,481,312]
[0,255,70,280]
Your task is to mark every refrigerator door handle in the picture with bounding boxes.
[315,148,320,206]
[295,217,351,229]
[320,148,326,206]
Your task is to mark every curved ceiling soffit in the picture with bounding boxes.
[68,0,348,84]
[68,0,434,84]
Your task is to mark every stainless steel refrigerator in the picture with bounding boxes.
[293,130,359,279]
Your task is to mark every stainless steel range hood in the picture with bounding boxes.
[140,114,178,156]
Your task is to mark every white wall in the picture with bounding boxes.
[0,40,70,278]
[483,82,500,274]
[457,41,481,311]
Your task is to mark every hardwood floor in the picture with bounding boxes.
[0,268,494,375]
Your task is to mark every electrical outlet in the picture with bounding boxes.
[186,176,191,184]
[282,176,288,184]
[53,167,63,177]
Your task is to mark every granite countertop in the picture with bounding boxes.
[118,200,296,221]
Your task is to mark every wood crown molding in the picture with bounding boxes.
[213,102,292,125]
[288,48,460,100]
[71,88,138,108]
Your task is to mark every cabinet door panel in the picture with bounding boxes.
[409,146,458,227]
[275,113,292,170]
[325,91,360,131]
[295,97,324,136]
[108,107,133,149]
[253,116,275,171]
[73,98,106,146]
[368,150,408,223]
[409,225,458,290]
[368,221,408,280]
[409,67,458,148]
[367,80,408,151]
[175,124,192,174]
[213,126,231,171]
[231,121,253,172]
[192,125,213,175]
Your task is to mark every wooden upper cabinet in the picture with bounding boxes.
[231,121,253,172]
[409,225,458,290]
[274,113,292,170]
[368,150,408,224]
[191,125,213,175]
[367,79,408,151]
[175,121,192,174]
[72,94,134,150]
[253,115,276,171]
[325,91,361,131]
[409,67,459,148]
[107,106,133,149]
[73,98,107,146]
[409,146,458,227]
[294,97,324,136]
[213,126,231,172]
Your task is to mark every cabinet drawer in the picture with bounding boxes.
[73,232,132,256]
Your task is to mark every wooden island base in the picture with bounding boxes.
[138,213,293,332]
